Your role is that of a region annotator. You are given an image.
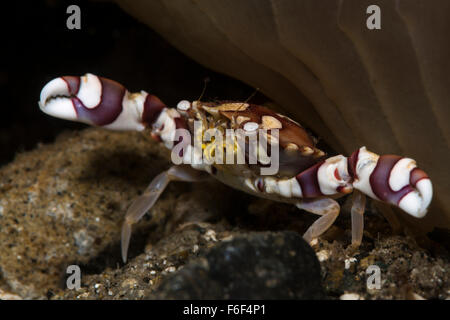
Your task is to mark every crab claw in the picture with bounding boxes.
[39,73,167,131]
[348,147,432,218]
[39,76,80,121]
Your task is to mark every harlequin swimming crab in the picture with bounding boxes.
[39,73,433,262]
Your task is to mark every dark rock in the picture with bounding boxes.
[151,231,324,299]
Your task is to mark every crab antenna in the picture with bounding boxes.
[196,77,210,102]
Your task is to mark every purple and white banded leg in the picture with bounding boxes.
[291,147,432,245]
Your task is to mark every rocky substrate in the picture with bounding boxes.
[0,128,448,300]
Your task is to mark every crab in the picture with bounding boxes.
[39,73,433,262]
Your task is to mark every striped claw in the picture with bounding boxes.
[348,147,432,218]
[39,73,166,131]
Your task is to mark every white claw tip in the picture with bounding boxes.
[39,77,78,121]
[39,97,78,121]
[399,179,433,218]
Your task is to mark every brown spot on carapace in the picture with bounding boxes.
[219,104,316,150]
[198,102,325,177]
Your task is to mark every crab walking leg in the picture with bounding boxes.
[296,198,340,244]
[121,171,169,262]
[121,166,208,262]
[350,190,366,247]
